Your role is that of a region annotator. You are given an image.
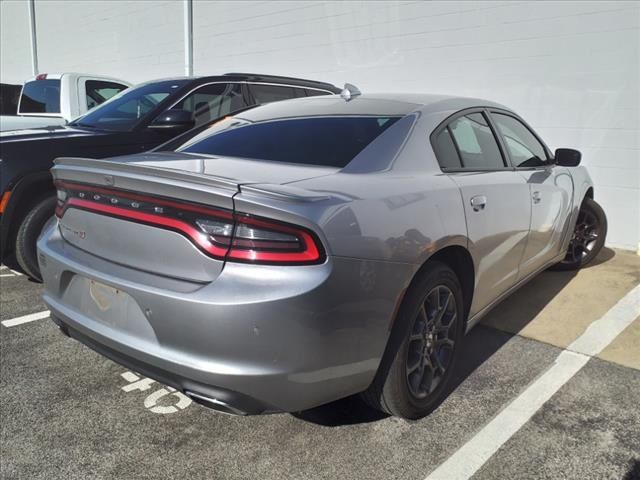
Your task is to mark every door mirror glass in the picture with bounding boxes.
[554,148,581,167]
[149,109,195,130]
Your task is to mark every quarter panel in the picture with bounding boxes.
[234,172,469,265]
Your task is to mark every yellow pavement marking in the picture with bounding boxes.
[598,317,640,370]
[482,248,640,349]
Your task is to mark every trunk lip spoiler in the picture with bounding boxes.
[53,156,239,192]
[54,157,336,204]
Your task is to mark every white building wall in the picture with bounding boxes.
[0,0,32,83]
[34,0,184,83]
[0,0,638,250]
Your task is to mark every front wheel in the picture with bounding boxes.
[553,197,607,271]
[15,196,56,281]
[362,262,464,419]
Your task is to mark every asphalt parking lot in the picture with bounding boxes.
[1,249,639,480]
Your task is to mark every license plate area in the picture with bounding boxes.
[89,280,124,311]
[61,276,157,341]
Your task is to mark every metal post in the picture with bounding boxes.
[183,0,193,76]
[28,0,38,76]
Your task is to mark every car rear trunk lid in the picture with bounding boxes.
[52,154,334,282]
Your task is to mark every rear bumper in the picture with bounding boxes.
[38,220,413,412]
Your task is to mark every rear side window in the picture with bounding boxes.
[448,113,505,169]
[491,113,548,168]
[85,80,128,110]
[19,79,61,114]
[179,116,400,168]
[433,127,461,169]
[172,83,245,127]
[250,84,298,104]
[304,89,332,97]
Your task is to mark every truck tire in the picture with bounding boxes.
[15,196,56,281]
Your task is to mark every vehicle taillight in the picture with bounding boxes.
[35,73,48,80]
[55,182,324,265]
[225,214,322,264]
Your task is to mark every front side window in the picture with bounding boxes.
[449,113,505,170]
[172,83,245,127]
[178,116,401,168]
[71,80,188,131]
[492,113,548,167]
[85,80,128,110]
[19,79,61,114]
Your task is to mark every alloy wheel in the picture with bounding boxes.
[566,209,599,264]
[405,285,458,399]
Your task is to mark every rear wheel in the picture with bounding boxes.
[363,262,464,419]
[15,196,56,281]
[553,197,607,271]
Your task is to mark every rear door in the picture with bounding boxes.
[489,110,573,278]
[432,110,531,315]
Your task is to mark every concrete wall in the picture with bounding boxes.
[36,0,185,81]
[0,0,32,83]
[1,0,638,250]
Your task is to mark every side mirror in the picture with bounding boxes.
[149,109,195,131]
[554,148,581,167]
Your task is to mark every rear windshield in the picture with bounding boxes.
[178,116,401,168]
[19,79,61,114]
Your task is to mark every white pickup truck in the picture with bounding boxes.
[0,73,131,132]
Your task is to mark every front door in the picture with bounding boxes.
[488,111,573,278]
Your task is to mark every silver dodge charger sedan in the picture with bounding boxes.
[38,90,607,419]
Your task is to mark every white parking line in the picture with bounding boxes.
[0,266,22,277]
[1,310,50,328]
[426,284,640,480]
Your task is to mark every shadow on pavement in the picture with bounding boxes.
[623,459,640,480]
[295,247,616,427]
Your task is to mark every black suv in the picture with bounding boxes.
[0,73,340,279]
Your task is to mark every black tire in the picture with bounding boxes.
[362,261,465,419]
[15,196,56,281]
[552,197,607,271]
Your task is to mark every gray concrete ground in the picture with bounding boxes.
[1,248,639,480]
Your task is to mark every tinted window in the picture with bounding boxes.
[71,80,189,131]
[172,83,245,127]
[250,84,297,104]
[305,88,331,97]
[179,116,400,168]
[85,80,128,110]
[19,79,61,114]
[433,127,461,169]
[492,113,548,167]
[449,113,505,169]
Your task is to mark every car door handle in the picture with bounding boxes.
[470,195,487,211]
[532,191,541,204]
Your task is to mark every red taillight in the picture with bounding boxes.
[55,182,324,265]
[35,73,48,80]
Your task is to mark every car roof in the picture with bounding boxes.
[131,74,340,93]
[234,93,510,123]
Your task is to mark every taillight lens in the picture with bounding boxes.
[226,214,322,263]
[55,182,324,265]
